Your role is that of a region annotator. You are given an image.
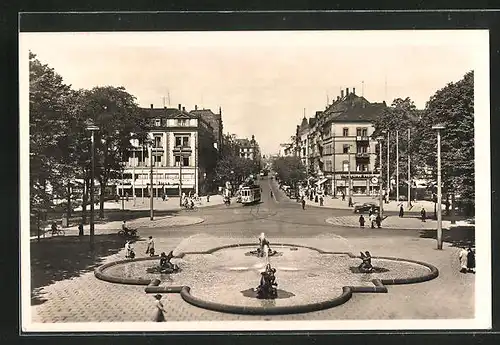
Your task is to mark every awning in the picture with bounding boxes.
[316,178,328,186]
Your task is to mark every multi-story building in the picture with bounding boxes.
[235,135,260,161]
[118,103,218,197]
[299,88,387,196]
[190,105,223,151]
[278,143,294,157]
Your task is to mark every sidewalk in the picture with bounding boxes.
[326,215,451,230]
[31,215,206,241]
[303,195,437,214]
[73,194,224,212]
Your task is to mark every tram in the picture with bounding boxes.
[240,185,262,205]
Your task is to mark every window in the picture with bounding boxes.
[356,128,362,137]
[357,146,368,154]
[343,128,349,137]
[175,135,190,147]
[356,163,368,172]
[325,160,332,172]
[154,135,162,148]
[342,160,349,172]
[154,119,161,127]
[174,156,190,167]
[343,144,350,154]
[362,128,368,137]
[154,155,162,166]
[177,119,188,126]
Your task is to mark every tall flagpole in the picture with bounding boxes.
[396,130,399,203]
[407,128,411,208]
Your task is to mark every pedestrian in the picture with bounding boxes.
[375,213,381,228]
[348,196,353,207]
[78,223,84,236]
[359,214,365,228]
[467,247,476,273]
[399,205,404,218]
[146,236,155,256]
[153,294,166,322]
[421,207,426,222]
[459,247,468,273]
[368,208,373,217]
[341,192,345,201]
[125,240,135,259]
[207,194,210,202]
[369,213,377,229]
[162,193,166,201]
[315,194,318,203]
[301,198,306,210]
[319,195,324,206]
[125,192,129,202]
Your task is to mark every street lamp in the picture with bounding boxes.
[86,122,99,251]
[149,144,154,220]
[376,136,385,218]
[432,124,445,250]
[174,147,191,206]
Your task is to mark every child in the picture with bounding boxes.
[153,294,166,322]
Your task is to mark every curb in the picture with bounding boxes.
[325,217,450,231]
[95,243,439,315]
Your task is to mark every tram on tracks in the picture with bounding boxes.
[240,185,262,205]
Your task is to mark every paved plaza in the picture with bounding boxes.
[29,178,475,323]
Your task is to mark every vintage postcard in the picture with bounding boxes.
[20,28,491,332]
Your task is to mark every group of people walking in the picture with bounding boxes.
[359,208,382,228]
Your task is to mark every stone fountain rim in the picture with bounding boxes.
[94,243,439,314]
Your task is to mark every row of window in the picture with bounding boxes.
[126,172,195,180]
[147,134,191,149]
[322,161,369,172]
[129,155,191,167]
[154,119,190,127]
[343,127,368,137]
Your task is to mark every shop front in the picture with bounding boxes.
[334,173,380,196]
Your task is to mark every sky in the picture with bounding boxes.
[21,30,486,155]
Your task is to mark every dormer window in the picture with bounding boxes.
[177,119,188,126]
[154,119,161,127]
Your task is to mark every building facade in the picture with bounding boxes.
[118,104,218,197]
[293,88,387,196]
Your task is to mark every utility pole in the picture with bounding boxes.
[432,124,445,250]
[132,149,136,206]
[377,136,384,218]
[348,145,352,200]
[149,145,154,220]
[386,131,390,200]
[121,170,125,211]
[396,130,399,203]
[407,128,411,209]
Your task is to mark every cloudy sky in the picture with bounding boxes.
[21,30,486,155]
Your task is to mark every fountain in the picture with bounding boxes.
[249,233,278,258]
[255,263,278,299]
[146,251,181,274]
[358,251,374,273]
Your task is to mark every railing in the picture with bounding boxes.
[356,136,370,142]
[355,152,370,159]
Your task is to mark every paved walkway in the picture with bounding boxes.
[31,215,205,240]
[326,215,451,230]
[73,194,225,212]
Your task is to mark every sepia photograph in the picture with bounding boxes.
[19,28,491,332]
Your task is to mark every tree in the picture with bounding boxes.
[272,156,307,188]
[29,52,74,211]
[78,86,146,218]
[413,71,474,215]
[373,97,420,194]
[215,134,256,187]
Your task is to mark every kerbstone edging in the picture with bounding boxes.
[325,217,450,231]
[94,243,439,314]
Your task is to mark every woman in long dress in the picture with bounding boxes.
[153,294,166,322]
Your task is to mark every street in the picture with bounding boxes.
[30,177,475,323]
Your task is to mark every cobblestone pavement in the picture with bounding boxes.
[29,178,476,324]
[325,215,451,230]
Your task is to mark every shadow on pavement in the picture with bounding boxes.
[419,226,475,248]
[30,234,143,306]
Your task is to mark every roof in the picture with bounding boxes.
[190,109,221,119]
[331,103,386,122]
[140,107,196,119]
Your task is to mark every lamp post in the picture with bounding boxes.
[149,144,154,220]
[432,124,445,250]
[347,145,352,200]
[86,123,99,251]
[376,136,384,218]
[121,170,125,211]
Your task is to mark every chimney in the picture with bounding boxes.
[346,88,349,95]
[195,105,198,110]
[178,104,181,110]
[182,106,185,112]
[353,87,356,95]
[150,104,153,109]
[341,90,344,98]
[337,96,340,101]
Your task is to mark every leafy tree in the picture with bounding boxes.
[373,97,420,193]
[78,86,146,218]
[214,134,256,187]
[272,156,307,189]
[29,52,74,211]
[413,71,474,214]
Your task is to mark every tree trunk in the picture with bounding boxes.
[66,181,72,218]
[451,193,456,223]
[99,180,106,219]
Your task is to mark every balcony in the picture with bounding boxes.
[355,152,370,159]
[356,136,370,142]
